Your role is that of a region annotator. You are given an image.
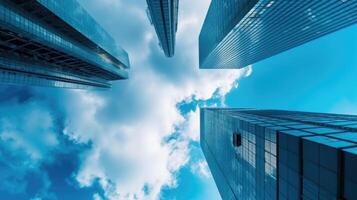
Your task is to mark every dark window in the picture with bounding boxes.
[233,132,241,147]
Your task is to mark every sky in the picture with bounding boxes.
[0,0,357,200]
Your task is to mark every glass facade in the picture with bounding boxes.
[0,0,130,89]
[201,108,357,200]
[199,0,357,69]
[146,0,178,57]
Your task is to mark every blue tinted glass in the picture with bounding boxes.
[0,0,129,89]
[146,0,178,57]
[199,0,357,68]
[201,109,357,200]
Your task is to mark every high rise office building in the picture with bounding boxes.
[201,108,357,200]
[146,0,178,57]
[0,0,130,89]
[199,0,357,69]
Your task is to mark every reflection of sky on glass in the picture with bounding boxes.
[0,0,356,199]
[37,0,129,66]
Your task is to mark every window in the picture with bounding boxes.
[233,132,242,147]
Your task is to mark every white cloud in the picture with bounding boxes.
[180,109,200,142]
[191,160,211,179]
[0,0,253,199]
[0,99,58,196]
[57,0,255,199]
[0,100,58,163]
[330,99,357,115]
[93,193,104,200]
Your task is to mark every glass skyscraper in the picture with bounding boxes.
[199,0,357,69]
[201,108,357,200]
[146,0,178,57]
[0,0,130,89]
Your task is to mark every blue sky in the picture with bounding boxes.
[0,0,357,200]
[226,23,357,114]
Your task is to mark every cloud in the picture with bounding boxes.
[0,97,58,196]
[180,109,200,142]
[0,102,58,162]
[190,160,211,179]
[0,0,253,199]
[58,0,254,199]
[93,193,104,200]
[330,99,357,115]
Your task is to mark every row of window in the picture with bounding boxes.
[0,3,124,75]
[37,0,128,65]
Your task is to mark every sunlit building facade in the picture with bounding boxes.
[146,0,178,57]
[199,0,357,69]
[201,108,357,200]
[0,0,130,89]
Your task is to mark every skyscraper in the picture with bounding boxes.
[146,0,178,57]
[199,0,357,69]
[0,0,130,89]
[201,108,357,200]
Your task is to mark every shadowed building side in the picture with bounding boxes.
[199,0,357,69]
[0,0,130,89]
[200,108,357,200]
[146,0,178,57]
